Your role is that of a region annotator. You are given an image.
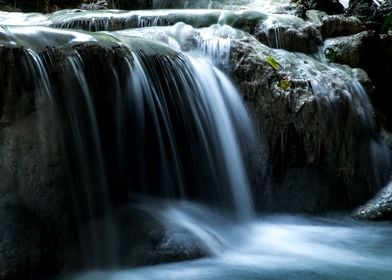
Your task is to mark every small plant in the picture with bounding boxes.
[265,55,291,91]
[266,55,281,70]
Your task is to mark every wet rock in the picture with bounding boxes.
[322,31,392,131]
[0,203,59,280]
[324,31,369,67]
[80,0,108,10]
[114,206,214,266]
[347,0,392,31]
[321,15,366,37]
[226,31,390,212]
[255,14,322,53]
[153,0,251,9]
[0,26,192,277]
[353,182,392,220]
[218,10,268,33]
[306,10,366,38]
[296,0,344,16]
[49,9,222,31]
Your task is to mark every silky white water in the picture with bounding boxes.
[59,203,392,280]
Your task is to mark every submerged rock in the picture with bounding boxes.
[114,206,214,266]
[353,182,392,220]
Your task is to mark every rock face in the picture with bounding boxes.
[0,204,58,279]
[224,31,390,212]
[255,14,322,53]
[0,44,72,279]
[347,0,392,30]
[353,182,392,220]
[323,31,392,131]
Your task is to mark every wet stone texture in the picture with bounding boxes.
[226,33,390,212]
[353,182,392,220]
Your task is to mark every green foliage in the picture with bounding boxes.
[382,13,392,34]
[266,55,281,70]
[324,48,336,62]
[278,76,291,90]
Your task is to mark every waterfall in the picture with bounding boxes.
[0,25,256,267]
[2,3,392,279]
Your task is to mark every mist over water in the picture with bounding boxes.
[60,206,392,280]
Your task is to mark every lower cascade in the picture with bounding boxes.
[0,0,392,280]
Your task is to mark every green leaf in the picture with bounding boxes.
[266,55,280,70]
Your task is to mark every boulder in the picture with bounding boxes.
[353,181,392,220]
[323,31,369,67]
[321,15,366,37]
[113,205,214,266]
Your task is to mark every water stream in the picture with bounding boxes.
[60,210,392,280]
[0,0,391,279]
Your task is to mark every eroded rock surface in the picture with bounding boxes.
[353,182,392,220]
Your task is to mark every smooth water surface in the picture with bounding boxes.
[60,214,392,280]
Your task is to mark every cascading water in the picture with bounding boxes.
[0,24,256,268]
[1,1,392,280]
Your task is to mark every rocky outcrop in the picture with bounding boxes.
[353,182,392,220]
[347,0,392,31]
[323,31,392,130]
[306,10,366,38]
[225,31,390,212]
[323,31,369,67]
